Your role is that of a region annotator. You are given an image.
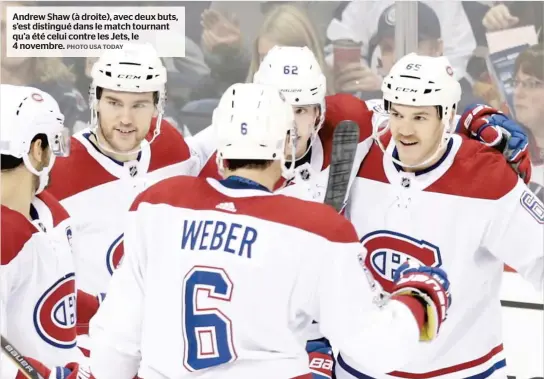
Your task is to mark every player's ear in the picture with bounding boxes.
[29,138,44,164]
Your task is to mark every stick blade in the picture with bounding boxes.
[324,120,360,212]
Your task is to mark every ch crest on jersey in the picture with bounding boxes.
[106,234,125,275]
[33,273,77,348]
[360,230,442,293]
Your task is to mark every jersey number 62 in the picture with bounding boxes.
[182,266,238,371]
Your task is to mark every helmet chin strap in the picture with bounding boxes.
[285,110,323,165]
[375,118,454,170]
[90,113,163,158]
[22,151,55,195]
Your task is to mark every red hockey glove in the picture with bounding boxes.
[390,261,451,342]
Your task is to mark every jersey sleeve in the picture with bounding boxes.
[302,221,423,374]
[483,179,544,291]
[185,125,216,172]
[0,274,22,379]
[89,199,147,379]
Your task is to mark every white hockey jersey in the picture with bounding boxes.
[188,93,376,204]
[0,192,83,379]
[89,176,430,379]
[48,121,199,297]
[340,133,544,379]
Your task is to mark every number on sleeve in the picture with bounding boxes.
[240,122,248,135]
[283,65,299,75]
[182,266,237,372]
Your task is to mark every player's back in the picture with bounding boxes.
[125,176,353,379]
[0,191,82,378]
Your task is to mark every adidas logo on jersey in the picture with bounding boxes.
[216,202,237,213]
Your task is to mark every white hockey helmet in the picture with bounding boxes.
[253,46,326,150]
[0,84,70,194]
[214,83,296,179]
[89,43,167,153]
[377,53,462,168]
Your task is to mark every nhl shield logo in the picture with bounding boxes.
[33,273,77,348]
[360,230,442,293]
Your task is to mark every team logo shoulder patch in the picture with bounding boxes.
[33,273,77,349]
[520,190,544,224]
[360,230,442,293]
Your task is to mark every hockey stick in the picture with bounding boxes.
[323,120,360,212]
[1,335,45,379]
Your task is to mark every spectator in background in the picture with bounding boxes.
[197,1,339,97]
[513,43,544,199]
[327,0,476,91]
[359,2,481,110]
[482,2,543,42]
[246,4,335,95]
[1,1,88,134]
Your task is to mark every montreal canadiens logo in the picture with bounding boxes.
[33,273,77,349]
[106,234,125,275]
[361,230,442,293]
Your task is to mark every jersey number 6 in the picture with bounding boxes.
[182,266,238,371]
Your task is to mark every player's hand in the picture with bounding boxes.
[390,261,451,342]
[16,359,93,379]
[457,104,531,183]
[306,338,334,379]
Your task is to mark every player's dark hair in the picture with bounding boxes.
[226,159,274,171]
[95,87,159,105]
[0,134,49,171]
[515,43,544,81]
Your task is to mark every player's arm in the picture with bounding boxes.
[89,197,148,379]
[185,124,217,172]
[483,178,544,291]
[303,219,450,374]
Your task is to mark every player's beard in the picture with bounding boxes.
[98,122,146,154]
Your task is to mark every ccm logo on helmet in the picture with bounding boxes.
[395,87,417,93]
[106,233,125,275]
[117,74,142,80]
[360,230,442,293]
[33,273,77,349]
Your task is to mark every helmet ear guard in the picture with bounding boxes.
[377,53,462,169]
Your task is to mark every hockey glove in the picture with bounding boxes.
[306,338,334,379]
[457,104,531,183]
[16,358,93,379]
[390,261,451,342]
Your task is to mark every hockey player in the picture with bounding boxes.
[89,83,452,379]
[188,46,531,201]
[46,43,199,352]
[340,53,544,379]
[0,85,88,378]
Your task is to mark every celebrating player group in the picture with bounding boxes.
[1,42,542,379]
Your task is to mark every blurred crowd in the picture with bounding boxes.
[1,0,543,197]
